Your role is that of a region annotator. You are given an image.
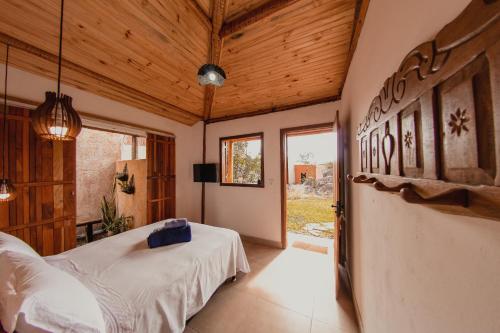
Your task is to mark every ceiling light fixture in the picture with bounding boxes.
[0,44,16,202]
[197,64,226,87]
[31,0,81,141]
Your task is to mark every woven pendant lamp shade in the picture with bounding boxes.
[31,0,81,141]
[32,92,81,141]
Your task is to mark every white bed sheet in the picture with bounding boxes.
[46,222,250,333]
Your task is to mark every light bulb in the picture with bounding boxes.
[49,126,68,136]
[207,72,217,82]
[0,180,15,202]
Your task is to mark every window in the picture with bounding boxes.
[220,133,264,187]
[120,135,147,160]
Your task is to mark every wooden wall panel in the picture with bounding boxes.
[146,134,175,224]
[0,105,76,255]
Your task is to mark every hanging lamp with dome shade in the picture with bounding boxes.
[31,0,81,141]
[197,64,226,87]
[0,44,16,202]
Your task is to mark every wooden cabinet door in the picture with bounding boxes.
[0,106,76,255]
[146,134,175,224]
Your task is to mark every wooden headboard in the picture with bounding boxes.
[353,0,500,220]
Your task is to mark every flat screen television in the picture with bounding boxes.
[193,163,218,183]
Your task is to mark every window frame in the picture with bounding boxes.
[219,132,265,188]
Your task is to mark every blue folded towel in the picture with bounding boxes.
[164,218,188,229]
[147,224,191,248]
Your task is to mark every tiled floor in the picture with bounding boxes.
[186,235,359,333]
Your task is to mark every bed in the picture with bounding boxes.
[41,222,250,333]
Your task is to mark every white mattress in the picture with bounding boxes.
[46,222,250,333]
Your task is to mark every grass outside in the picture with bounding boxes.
[287,197,335,238]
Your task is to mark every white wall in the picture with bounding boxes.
[0,66,203,222]
[204,102,339,243]
[341,0,500,332]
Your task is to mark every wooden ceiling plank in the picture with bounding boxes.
[223,2,355,51]
[215,82,341,102]
[0,35,202,124]
[225,22,353,53]
[214,0,356,118]
[0,0,358,125]
[225,0,269,21]
[187,0,213,30]
[68,1,207,98]
[220,0,302,38]
[224,37,352,72]
[0,0,209,116]
[208,95,340,122]
[224,53,350,81]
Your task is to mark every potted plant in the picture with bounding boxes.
[100,181,133,236]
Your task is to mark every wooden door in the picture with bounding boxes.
[0,105,76,255]
[146,134,175,224]
[332,111,343,299]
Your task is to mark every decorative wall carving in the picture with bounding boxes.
[370,129,380,173]
[448,108,470,136]
[357,0,500,137]
[381,124,395,174]
[354,0,500,220]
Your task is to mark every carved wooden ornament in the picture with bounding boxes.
[355,0,500,220]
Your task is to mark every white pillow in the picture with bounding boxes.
[0,251,106,333]
[0,232,39,258]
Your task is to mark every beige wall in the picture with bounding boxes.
[116,159,147,228]
[1,67,204,223]
[205,102,339,242]
[341,0,500,332]
[76,128,125,223]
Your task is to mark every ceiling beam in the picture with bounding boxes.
[205,95,340,124]
[219,0,301,38]
[202,0,228,120]
[0,33,202,124]
[0,94,175,137]
[187,0,212,31]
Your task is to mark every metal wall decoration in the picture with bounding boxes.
[115,163,135,195]
[352,0,500,221]
[31,0,82,141]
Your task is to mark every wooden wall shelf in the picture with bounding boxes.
[348,173,500,221]
[400,188,469,208]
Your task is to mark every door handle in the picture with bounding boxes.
[331,201,344,215]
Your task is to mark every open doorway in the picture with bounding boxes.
[281,123,336,251]
[281,120,342,297]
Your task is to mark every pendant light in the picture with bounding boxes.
[197,64,226,87]
[31,0,81,141]
[0,44,16,202]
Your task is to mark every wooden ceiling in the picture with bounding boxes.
[0,0,363,125]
